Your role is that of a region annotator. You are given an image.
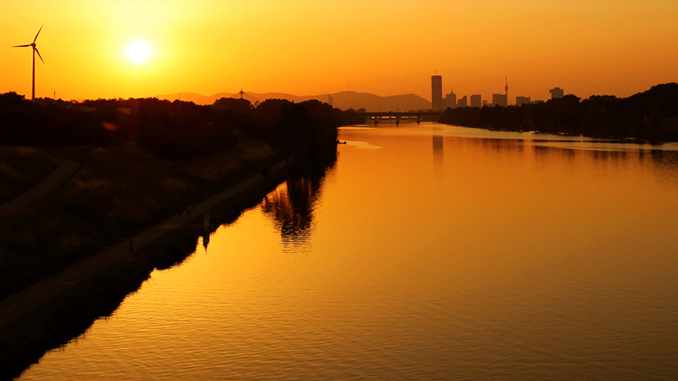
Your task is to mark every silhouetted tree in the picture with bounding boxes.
[0,93,353,162]
[439,83,678,143]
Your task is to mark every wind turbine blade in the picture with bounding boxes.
[13,44,31,48]
[33,24,44,43]
[35,47,45,64]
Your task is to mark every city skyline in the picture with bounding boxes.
[438,74,566,108]
[2,1,677,102]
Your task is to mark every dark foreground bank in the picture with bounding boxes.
[0,93,346,379]
[0,154,336,380]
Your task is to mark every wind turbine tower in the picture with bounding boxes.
[12,25,45,101]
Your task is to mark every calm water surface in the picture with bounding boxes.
[20,124,678,380]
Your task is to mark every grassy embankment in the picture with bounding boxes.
[0,136,291,378]
[0,136,279,301]
[0,147,57,205]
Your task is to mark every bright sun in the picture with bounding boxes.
[125,41,152,64]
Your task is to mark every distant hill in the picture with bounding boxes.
[159,91,431,112]
[328,91,431,112]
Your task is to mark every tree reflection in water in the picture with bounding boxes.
[261,175,325,252]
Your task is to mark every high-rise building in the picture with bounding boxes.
[550,87,564,100]
[431,75,443,111]
[445,89,457,109]
[457,95,468,108]
[516,96,531,107]
[492,94,508,107]
[470,94,482,108]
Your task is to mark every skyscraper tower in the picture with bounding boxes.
[431,75,443,111]
[445,88,457,109]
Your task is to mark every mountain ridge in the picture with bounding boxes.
[158,91,431,112]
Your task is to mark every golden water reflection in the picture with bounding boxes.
[20,124,678,380]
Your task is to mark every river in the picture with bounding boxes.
[19,123,678,380]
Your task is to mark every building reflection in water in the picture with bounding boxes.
[261,175,325,252]
[432,135,444,178]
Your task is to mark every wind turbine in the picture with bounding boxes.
[13,25,45,101]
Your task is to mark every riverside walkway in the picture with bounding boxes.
[0,157,79,219]
[0,160,286,329]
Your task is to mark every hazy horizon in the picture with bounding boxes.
[7,84,675,105]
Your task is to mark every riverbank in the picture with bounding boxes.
[0,137,277,302]
[0,145,293,379]
[0,147,57,205]
[439,83,678,143]
[0,95,345,378]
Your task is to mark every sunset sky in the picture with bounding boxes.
[1,0,677,103]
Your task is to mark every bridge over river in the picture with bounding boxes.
[355,110,443,125]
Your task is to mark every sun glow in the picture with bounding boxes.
[124,41,152,64]
[3,1,678,100]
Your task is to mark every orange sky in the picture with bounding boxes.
[1,0,677,103]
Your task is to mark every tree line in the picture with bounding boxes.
[0,93,361,162]
[440,83,678,143]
